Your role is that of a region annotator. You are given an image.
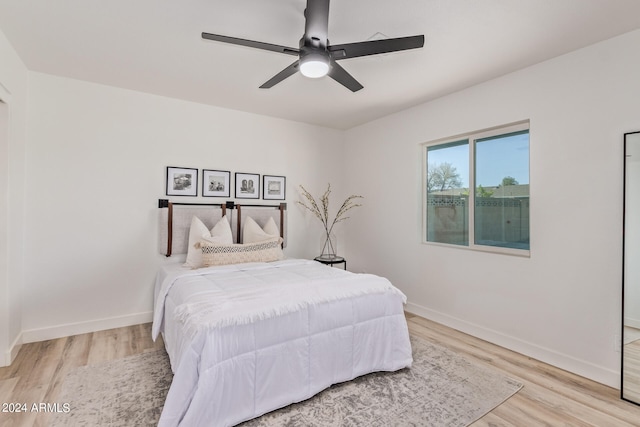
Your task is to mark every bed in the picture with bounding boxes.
[153,200,412,427]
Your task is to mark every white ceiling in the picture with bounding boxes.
[1,0,640,129]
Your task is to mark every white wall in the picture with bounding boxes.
[343,29,640,387]
[625,135,640,328]
[5,22,639,389]
[0,26,27,366]
[0,99,8,355]
[21,72,344,342]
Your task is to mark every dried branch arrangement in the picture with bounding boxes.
[297,183,363,256]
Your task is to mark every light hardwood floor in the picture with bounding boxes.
[0,324,164,427]
[1,315,640,427]
[623,339,640,404]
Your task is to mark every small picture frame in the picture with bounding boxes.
[263,175,286,200]
[166,166,198,196]
[203,169,231,197]
[235,172,260,199]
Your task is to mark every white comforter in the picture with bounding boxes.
[152,259,412,427]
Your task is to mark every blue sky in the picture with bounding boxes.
[428,132,529,188]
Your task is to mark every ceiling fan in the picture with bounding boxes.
[201,0,424,92]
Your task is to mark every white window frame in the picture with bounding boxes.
[422,120,530,257]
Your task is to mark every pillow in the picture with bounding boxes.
[201,236,284,267]
[184,215,233,268]
[263,216,280,237]
[243,216,280,243]
[202,215,234,244]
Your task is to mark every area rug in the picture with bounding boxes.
[50,350,172,427]
[52,336,522,427]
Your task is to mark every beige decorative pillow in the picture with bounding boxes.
[262,217,279,237]
[243,216,280,243]
[201,237,284,267]
[202,215,234,244]
[184,215,233,268]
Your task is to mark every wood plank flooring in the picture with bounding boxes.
[623,339,640,404]
[1,315,639,426]
[0,324,164,427]
[406,314,640,426]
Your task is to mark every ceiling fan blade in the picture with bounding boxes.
[328,61,363,92]
[259,61,300,89]
[303,0,330,48]
[329,35,424,60]
[202,32,299,56]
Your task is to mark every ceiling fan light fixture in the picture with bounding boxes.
[299,53,330,78]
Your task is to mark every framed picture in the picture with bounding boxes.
[263,175,286,200]
[203,169,231,197]
[166,166,198,196]
[235,172,260,199]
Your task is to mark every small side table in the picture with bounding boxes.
[314,255,346,270]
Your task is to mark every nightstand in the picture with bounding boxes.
[314,255,346,270]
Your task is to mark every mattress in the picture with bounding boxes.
[152,258,412,427]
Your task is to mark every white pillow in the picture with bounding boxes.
[202,215,234,244]
[184,215,233,268]
[243,216,280,243]
[263,217,279,237]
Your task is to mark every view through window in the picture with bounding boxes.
[424,122,530,254]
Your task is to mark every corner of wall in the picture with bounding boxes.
[2,331,22,367]
[0,25,28,369]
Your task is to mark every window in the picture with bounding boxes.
[423,122,530,255]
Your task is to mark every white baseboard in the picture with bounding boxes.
[10,332,22,363]
[1,332,23,367]
[625,316,640,330]
[21,311,154,344]
[405,302,619,389]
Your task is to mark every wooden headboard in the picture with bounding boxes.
[158,199,287,257]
